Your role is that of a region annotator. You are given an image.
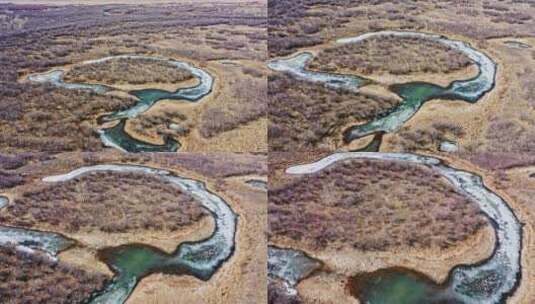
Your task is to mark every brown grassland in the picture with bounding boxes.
[0,1,266,153]
[269,73,401,151]
[64,57,194,86]
[0,245,109,303]
[308,35,473,76]
[268,0,535,154]
[269,153,488,252]
[0,150,267,303]
[0,171,208,234]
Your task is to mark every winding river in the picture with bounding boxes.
[0,164,237,304]
[269,152,521,304]
[27,55,214,152]
[268,245,322,296]
[267,31,497,147]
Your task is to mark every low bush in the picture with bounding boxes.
[268,73,401,151]
[0,171,208,233]
[64,57,194,85]
[308,35,472,76]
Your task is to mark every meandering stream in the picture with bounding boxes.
[27,55,214,152]
[268,31,497,148]
[270,152,521,304]
[0,164,236,304]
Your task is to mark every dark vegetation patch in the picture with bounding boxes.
[0,171,208,233]
[17,152,267,181]
[268,0,535,57]
[463,153,535,171]
[64,57,194,85]
[148,152,267,178]
[269,156,488,251]
[0,244,109,303]
[0,153,29,170]
[0,170,24,189]
[308,35,472,75]
[481,65,535,152]
[268,278,303,304]
[268,73,401,151]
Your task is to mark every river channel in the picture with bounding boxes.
[27,55,214,153]
[269,152,521,304]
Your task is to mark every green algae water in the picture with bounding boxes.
[349,268,461,304]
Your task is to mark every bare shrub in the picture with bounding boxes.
[0,171,208,233]
[269,156,488,251]
[0,244,109,303]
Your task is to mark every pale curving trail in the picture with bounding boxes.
[279,152,521,304]
[27,55,214,152]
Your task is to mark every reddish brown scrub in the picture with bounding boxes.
[269,73,401,151]
[308,35,472,76]
[269,155,488,251]
[0,245,109,303]
[64,57,194,85]
[0,171,208,233]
